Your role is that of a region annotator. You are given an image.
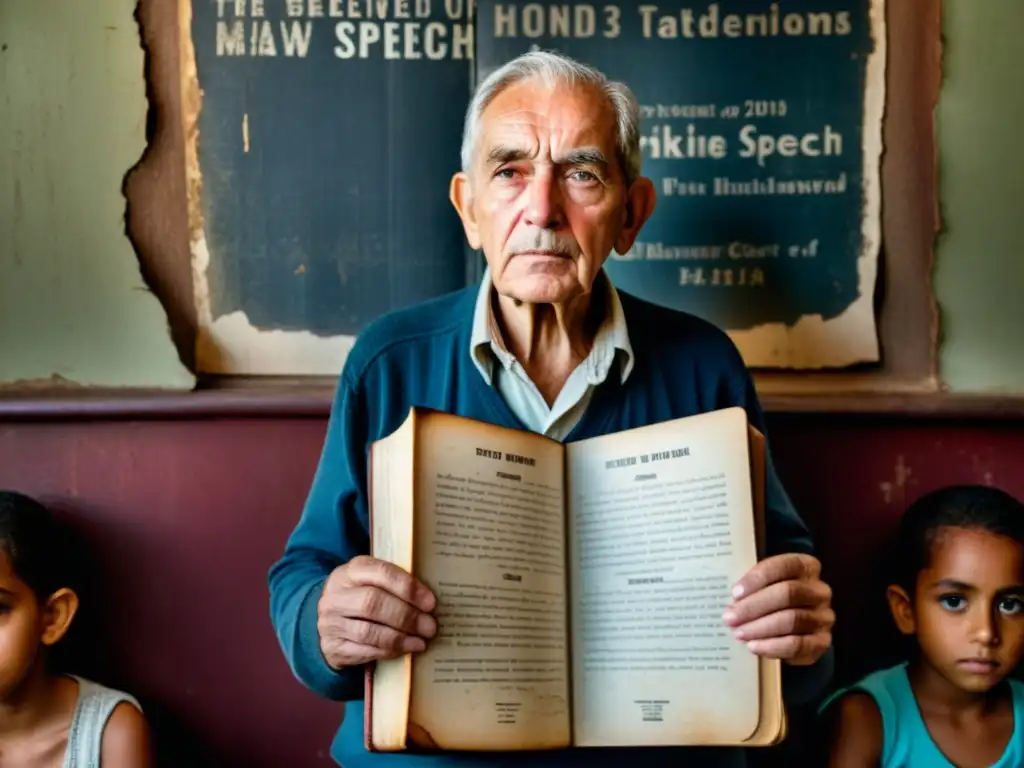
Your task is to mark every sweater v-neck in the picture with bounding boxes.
[464,332,622,444]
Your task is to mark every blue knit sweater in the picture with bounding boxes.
[268,284,832,767]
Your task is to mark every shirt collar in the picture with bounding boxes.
[469,266,634,386]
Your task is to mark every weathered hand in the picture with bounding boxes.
[723,553,834,666]
[317,555,437,670]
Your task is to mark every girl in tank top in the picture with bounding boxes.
[0,491,150,767]
[822,485,1024,767]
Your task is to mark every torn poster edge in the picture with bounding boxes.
[729,0,886,370]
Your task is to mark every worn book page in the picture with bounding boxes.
[369,413,417,750]
[408,413,571,750]
[565,408,761,746]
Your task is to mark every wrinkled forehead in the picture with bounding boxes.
[475,80,619,166]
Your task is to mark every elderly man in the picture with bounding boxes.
[269,50,834,767]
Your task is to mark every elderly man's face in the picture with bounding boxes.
[450,81,654,305]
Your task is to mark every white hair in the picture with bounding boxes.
[460,50,642,184]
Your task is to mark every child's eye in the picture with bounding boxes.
[999,597,1024,615]
[939,594,967,611]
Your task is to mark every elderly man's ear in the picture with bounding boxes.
[449,172,482,250]
[614,176,657,256]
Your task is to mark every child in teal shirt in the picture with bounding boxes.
[822,485,1024,767]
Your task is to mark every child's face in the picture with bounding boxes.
[893,526,1024,694]
[0,553,46,696]
[0,552,77,698]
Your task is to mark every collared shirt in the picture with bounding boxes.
[469,268,634,441]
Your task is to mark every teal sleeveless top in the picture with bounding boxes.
[821,663,1024,767]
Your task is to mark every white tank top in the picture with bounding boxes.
[62,676,142,768]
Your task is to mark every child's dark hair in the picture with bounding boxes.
[0,490,71,599]
[892,484,1024,591]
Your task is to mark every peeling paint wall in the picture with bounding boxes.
[0,0,193,389]
[935,2,1024,393]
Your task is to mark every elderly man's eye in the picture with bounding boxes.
[569,170,598,183]
[494,168,519,180]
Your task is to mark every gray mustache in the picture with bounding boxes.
[507,230,580,257]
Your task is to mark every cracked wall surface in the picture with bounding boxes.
[0,0,193,389]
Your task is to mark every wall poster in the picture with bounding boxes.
[180,0,884,374]
[179,0,474,374]
[477,0,886,369]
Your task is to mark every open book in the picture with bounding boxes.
[365,406,785,751]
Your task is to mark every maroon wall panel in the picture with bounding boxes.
[0,418,340,767]
[1,414,1023,766]
[768,415,1024,687]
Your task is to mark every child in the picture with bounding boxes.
[823,484,1024,767]
[0,490,151,767]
